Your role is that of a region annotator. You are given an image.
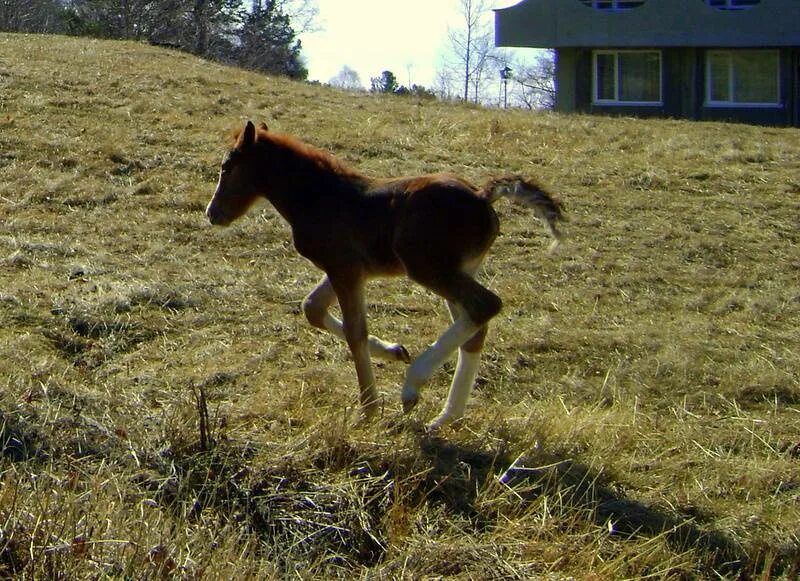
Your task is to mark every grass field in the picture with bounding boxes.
[0,33,798,579]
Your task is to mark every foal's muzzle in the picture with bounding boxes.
[205,200,231,226]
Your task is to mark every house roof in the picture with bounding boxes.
[494,0,800,48]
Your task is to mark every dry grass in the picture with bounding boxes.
[0,33,799,579]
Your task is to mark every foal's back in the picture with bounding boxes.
[372,173,500,273]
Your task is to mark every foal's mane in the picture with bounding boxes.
[234,125,367,184]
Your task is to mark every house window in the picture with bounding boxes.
[581,1,646,10]
[706,50,780,106]
[704,0,760,10]
[593,50,662,104]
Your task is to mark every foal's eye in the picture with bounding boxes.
[221,150,241,173]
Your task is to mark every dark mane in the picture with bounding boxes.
[233,125,367,185]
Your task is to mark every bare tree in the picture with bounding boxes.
[329,65,363,91]
[283,0,318,35]
[0,0,63,33]
[512,49,556,110]
[193,0,209,53]
[433,67,458,101]
[445,0,497,103]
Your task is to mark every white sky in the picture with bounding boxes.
[299,1,522,89]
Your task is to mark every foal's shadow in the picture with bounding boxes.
[413,432,753,578]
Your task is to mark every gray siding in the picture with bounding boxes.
[498,0,800,126]
[557,47,798,126]
[495,0,800,48]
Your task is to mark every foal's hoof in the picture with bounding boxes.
[401,394,419,414]
[427,414,464,432]
[364,401,381,420]
[353,413,373,428]
[391,344,411,364]
[427,416,446,431]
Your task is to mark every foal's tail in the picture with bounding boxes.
[482,176,566,252]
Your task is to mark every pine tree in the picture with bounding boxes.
[236,0,306,79]
[370,70,398,94]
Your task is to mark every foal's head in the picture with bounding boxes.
[205,120,267,226]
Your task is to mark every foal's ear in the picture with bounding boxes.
[239,120,256,148]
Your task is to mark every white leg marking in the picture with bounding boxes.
[323,313,408,362]
[401,317,479,410]
[321,312,346,340]
[306,277,407,363]
[429,350,481,429]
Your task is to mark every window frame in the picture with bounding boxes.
[581,1,646,11]
[704,0,760,11]
[592,49,663,106]
[704,49,782,108]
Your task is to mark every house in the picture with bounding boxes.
[494,0,800,126]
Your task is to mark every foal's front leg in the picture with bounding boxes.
[302,276,410,362]
[328,275,380,419]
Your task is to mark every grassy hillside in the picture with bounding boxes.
[0,33,798,579]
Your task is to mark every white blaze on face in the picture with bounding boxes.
[206,153,231,224]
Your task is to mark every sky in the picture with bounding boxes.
[299,1,522,89]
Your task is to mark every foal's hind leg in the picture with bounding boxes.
[302,276,410,363]
[401,270,501,426]
[427,302,488,430]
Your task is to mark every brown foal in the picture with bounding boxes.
[205,121,564,429]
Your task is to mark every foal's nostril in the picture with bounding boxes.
[205,202,229,226]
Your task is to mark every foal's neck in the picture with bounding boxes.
[260,145,370,225]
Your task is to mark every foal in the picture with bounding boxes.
[205,121,564,429]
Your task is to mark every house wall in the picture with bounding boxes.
[794,48,800,126]
[495,0,800,49]
[554,49,576,113]
[557,48,688,119]
[697,47,798,126]
[555,46,799,126]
